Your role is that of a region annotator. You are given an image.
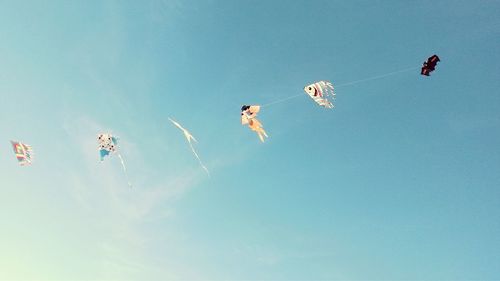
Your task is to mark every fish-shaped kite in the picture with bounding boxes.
[304,81,335,108]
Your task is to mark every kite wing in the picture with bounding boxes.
[304,81,335,108]
[11,141,33,166]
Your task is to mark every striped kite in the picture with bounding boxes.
[11,141,33,166]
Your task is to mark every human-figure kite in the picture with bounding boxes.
[241,105,268,142]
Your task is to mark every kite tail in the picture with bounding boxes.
[117,154,133,187]
[188,142,210,177]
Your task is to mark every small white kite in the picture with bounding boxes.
[98,133,132,187]
[168,118,209,176]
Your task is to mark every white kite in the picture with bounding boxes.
[168,118,209,176]
[304,81,335,108]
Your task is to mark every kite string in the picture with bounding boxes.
[261,66,419,108]
[335,66,419,88]
[261,93,304,108]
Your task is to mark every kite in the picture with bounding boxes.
[11,141,34,166]
[304,81,335,108]
[241,105,268,142]
[168,118,209,176]
[421,55,440,76]
[98,133,132,187]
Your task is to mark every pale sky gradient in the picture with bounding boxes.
[1,1,499,280]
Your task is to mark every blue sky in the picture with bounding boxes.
[1,0,499,280]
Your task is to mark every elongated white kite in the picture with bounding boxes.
[168,118,209,176]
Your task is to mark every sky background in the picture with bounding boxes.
[1,0,500,280]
